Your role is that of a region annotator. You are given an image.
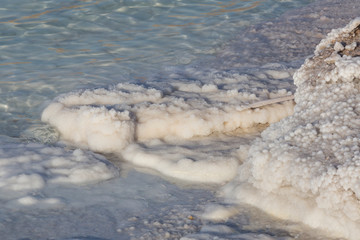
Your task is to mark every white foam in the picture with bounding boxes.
[224,18,360,239]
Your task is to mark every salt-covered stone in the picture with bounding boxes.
[224,18,360,240]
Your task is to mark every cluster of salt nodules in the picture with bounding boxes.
[41,73,294,183]
[223,18,360,239]
[42,82,294,153]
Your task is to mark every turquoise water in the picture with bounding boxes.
[0,0,313,138]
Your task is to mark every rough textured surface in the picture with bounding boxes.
[297,19,360,86]
[224,18,360,240]
[217,0,360,67]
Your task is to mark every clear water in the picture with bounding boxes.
[0,0,313,138]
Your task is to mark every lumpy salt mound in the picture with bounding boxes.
[224,18,360,239]
[42,73,294,183]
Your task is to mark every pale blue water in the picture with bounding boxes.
[0,0,314,138]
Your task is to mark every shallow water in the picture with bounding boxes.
[0,0,313,138]
[1,0,360,239]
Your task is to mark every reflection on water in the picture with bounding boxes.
[0,61,31,66]
[152,22,204,28]
[0,0,102,24]
[204,0,261,15]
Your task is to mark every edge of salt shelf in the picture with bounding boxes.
[244,95,295,110]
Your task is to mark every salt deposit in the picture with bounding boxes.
[40,14,360,239]
[42,77,294,182]
[223,18,360,239]
[0,142,117,206]
[3,0,360,239]
[40,11,360,240]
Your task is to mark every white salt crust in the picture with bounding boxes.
[224,18,360,239]
[0,143,117,205]
[42,80,294,183]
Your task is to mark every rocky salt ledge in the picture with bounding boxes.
[41,72,295,183]
[223,18,360,239]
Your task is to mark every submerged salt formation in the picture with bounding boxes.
[224,18,360,239]
[0,143,117,207]
[41,70,294,182]
[41,84,294,153]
